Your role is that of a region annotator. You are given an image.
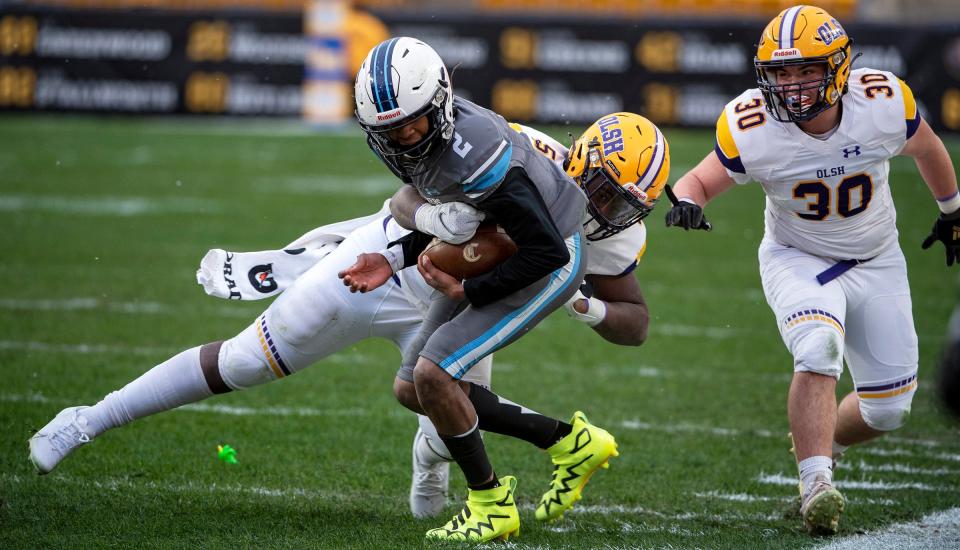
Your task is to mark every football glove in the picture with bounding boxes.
[414,202,486,245]
[663,184,712,231]
[921,208,960,266]
[564,284,606,327]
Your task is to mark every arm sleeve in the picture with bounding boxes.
[463,167,571,308]
[388,231,435,269]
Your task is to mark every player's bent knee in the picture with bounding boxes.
[859,393,915,431]
[791,326,844,378]
[217,325,279,390]
[393,377,420,411]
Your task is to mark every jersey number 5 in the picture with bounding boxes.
[793,173,873,221]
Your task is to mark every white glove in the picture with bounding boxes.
[414,202,485,245]
[564,289,607,327]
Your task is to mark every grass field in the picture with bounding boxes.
[1,115,958,549]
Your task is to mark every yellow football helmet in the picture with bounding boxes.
[755,5,854,122]
[565,112,669,241]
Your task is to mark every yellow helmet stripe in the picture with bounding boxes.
[637,126,666,190]
[779,5,804,49]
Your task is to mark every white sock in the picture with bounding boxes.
[832,441,849,459]
[82,346,213,436]
[798,455,834,496]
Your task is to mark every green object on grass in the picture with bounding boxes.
[217,444,238,465]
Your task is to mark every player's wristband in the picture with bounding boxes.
[564,290,607,327]
[379,244,405,274]
[937,191,960,215]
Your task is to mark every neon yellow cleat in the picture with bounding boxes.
[425,476,520,543]
[535,411,618,522]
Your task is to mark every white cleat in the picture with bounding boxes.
[800,474,845,535]
[409,428,450,519]
[29,406,95,474]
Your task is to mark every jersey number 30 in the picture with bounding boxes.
[793,173,873,221]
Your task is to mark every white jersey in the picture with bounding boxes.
[509,123,648,277]
[715,68,921,260]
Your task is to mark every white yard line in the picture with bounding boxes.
[860,447,960,463]
[694,490,896,506]
[0,340,372,366]
[568,504,781,522]
[252,175,398,196]
[815,507,960,550]
[180,403,368,417]
[757,473,942,492]
[0,298,169,314]
[847,460,960,476]
[619,420,960,456]
[0,298,256,319]
[3,392,402,419]
[647,322,745,339]
[0,195,219,216]
[620,419,778,438]
[0,340,180,356]
[1,472,344,501]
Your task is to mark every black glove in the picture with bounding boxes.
[663,184,712,231]
[922,208,960,266]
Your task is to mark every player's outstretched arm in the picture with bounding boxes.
[338,253,394,293]
[665,151,736,231]
[902,119,960,266]
[565,273,648,346]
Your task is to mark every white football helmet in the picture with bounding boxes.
[354,37,454,179]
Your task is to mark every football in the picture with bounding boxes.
[419,222,518,280]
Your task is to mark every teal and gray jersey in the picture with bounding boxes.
[410,97,585,240]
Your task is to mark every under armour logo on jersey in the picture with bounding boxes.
[842,145,862,158]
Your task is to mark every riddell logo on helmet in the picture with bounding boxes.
[772,48,801,59]
[376,110,403,122]
[623,183,648,202]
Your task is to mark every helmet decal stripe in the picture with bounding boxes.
[382,38,399,110]
[368,41,386,112]
[637,127,665,190]
[369,37,399,113]
[779,6,803,49]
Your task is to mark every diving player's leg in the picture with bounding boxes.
[29,221,393,474]
[835,245,918,447]
[759,239,847,534]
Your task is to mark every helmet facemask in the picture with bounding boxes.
[578,140,651,241]
[359,85,454,179]
[755,46,850,123]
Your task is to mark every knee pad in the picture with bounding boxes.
[269,289,339,354]
[790,325,844,378]
[218,319,288,390]
[859,387,916,431]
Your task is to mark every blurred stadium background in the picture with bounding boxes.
[1,1,959,549]
[1,0,960,129]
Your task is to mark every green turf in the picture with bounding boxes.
[1,115,958,549]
